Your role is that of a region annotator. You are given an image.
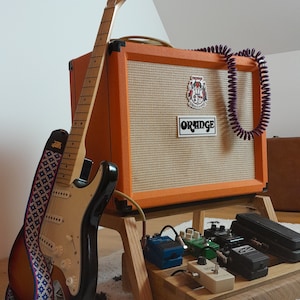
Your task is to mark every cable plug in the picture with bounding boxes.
[175,234,188,250]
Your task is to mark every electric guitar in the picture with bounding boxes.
[7,0,125,299]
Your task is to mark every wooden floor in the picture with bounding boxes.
[1,207,299,298]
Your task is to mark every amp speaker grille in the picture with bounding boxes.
[127,61,254,192]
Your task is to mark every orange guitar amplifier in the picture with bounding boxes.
[69,41,268,212]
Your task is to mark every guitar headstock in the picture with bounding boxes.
[107,0,126,9]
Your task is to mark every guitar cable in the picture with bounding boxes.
[113,190,148,249]
[195,45,271,140]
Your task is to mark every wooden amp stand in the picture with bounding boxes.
[99,194,277,300]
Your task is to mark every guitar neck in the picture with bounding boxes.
[56,0,124,186]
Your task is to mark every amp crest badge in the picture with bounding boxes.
[186,76,208,109]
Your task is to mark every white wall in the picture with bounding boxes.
[153,0,300,56]
[265,50,300,138]
[0,0,169,259]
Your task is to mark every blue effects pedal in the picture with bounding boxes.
[144,235,184,269]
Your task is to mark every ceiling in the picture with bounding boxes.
[153,0,300,55]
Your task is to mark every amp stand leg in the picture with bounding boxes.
[100,214,153,300]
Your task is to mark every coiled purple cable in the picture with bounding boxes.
[195,45,271,140]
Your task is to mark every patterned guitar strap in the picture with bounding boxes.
[6,129,68,300]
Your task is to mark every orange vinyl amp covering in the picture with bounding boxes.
[69,41,268,212]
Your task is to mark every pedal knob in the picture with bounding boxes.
[211,224,217,230]
[197,256,207,265]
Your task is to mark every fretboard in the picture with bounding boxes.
[56,0,124,186]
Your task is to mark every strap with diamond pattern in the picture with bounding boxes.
[6,129,68,300]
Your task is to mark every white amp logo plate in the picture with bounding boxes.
[177,115,217,137]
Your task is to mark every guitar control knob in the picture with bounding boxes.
[60,258,71,270]
[66,275,77,289]
[66,235,73,241]
[53,245,63,257]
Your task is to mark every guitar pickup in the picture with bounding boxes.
[44,214,64,224]
[80,158,93,182]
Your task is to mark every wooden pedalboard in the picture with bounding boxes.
[146,256,300,299]
[99,195,288,300]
